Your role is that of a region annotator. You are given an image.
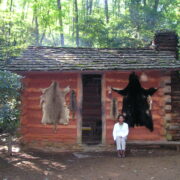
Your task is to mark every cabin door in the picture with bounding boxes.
[82,74,102,144]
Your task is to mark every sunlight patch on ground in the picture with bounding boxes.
[40,159,66,170]
[14,160,43,173]
[12,146,20,152]
[0,146,5,151]
[17,153,40,160]
[0,145,20,153]
[73,152,91,159]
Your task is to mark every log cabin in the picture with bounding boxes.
[5,31,180,150]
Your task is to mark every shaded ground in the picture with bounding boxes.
[0,146,180,180]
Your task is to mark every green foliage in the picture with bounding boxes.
[0,0,179,48]
[79,15,109,47]
[0,70,22,135]
[0,104,20,135]
[0,10,31,61]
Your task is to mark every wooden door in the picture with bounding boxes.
[82,74,102,144]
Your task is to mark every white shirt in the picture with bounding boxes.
[113,122,129,141]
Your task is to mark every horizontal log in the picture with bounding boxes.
[105,72,129,79]
[26,77,77,83]
[24,88,78,95]
[106,123,163,132]
[23,135,76,143]
[166,125,180,130]
[106,133,162,141]
[163,86,171,93]
[24,123,76,128]
[27,83,77,89]
[23,118,77,125]
[127,136,161,141]
[24,100,72,109]
[105,83,128,89]
[106,81,159,89]
[166,120,180,124]
[26,106,41,110]
[166,131,180,135]
[105,98,123,103]
[28,128,77,135]
[106,79,128,83]
[24,133,77,138]
[25,72,78,77]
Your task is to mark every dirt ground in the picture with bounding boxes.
[0,145,180,180]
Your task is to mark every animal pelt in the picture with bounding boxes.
[110,98,119,120]
[40,81,70,129]
[112,72,157,131]
[69,90,77,119]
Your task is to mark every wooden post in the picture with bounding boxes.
[77,73,82,144]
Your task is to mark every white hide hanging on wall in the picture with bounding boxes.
[40,81,70,127]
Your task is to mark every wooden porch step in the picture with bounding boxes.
[79,140,180,152]
[127,140,180,151]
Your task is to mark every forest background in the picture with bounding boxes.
[0,0,179,61]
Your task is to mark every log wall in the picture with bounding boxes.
[20,72,79,145]
[167,71,180,140]
[20,70,171,147]
[105,71,167,144]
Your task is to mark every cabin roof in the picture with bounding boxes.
[5,46,180,71]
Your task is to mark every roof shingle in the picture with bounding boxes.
[6,46,180,71]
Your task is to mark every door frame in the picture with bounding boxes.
[77,72,106,145]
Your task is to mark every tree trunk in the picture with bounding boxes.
[74,0,79,47]
[81,0,86,20]
[50,27,57,46]
[151,0,159,28]
[143,0,146,6]
[114,0,120,17]
[9,0,13,11]
[104,0,109,23]
[7,0,13,44]
[86,0,89,15]
[40,30,46,45]
[32,1,40,46]
[34,15,39,46]
[85,0,93,15]
[112,0,116,15]
[89,0,93,15]
[21,1,26,20]
[57,0,65,46]
[153,0,159,11]
[7,135,12,156]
